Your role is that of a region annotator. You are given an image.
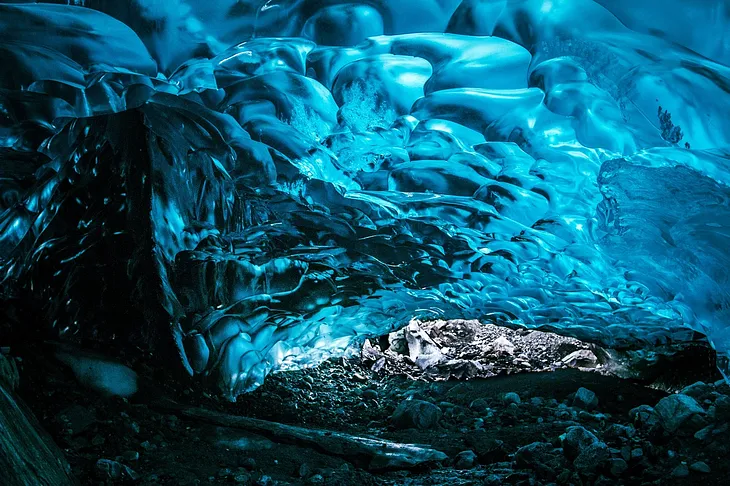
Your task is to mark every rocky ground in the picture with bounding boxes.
[6,321,730,485]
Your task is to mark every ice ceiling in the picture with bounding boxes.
[1,0,729,398]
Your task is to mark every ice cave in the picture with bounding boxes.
[1,0,730,484]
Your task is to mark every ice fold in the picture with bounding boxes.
[1,0,729,398]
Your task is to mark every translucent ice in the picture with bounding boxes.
[1,0,729,398]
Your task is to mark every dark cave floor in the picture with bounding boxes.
[10,341,730,486]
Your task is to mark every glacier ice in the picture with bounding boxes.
[0,0,729,398]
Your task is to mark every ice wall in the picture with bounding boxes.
[1,0,729,398]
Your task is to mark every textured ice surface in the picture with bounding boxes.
[1,0,729,398]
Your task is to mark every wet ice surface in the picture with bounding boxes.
[1,0,729,397]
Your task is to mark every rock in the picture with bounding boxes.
[681,381,713,401]
[242,458,257,471]
[362,389,378,400]
[121,450,139,462]
[234,472,252,484]
[56,405,95,436]
[603,424,635,441]
[255,475,273,486]
[694,424,713,442]
[125,421,140,435]
[629,405,661,434]
[454,450,477,469]
[530,397,544,407]
[464,432,507,464]
[489,337,515,356]
[95,459,138,481]
[95,459,123,481]
[573,442,610,475]
[712,395,730,422]
[620,445,631,462]
[514,442,566,479]
[572,388,598,410]
[307,474,324,485]
[561,426,599,460]
[361,339,382,361]
[140,440,156,451]
[405,321,443,369]
[654,394,705,433]
[671,463,689,478]
[298,463,311,478]
[690,461,711,473]
[630,447,643,461]
[561,350,598,368]
[503,392,521,405]
[608,458,628,477]
[469,398,490,413]
[391,399,442,430]
[53,344,138,397]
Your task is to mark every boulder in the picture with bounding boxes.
[712,395,730,422]
[690,461,711,473]
[573,441,610,475]
[391,399,442,430]
[680,381,713,401]
[464,432,507,464]
[608,458,628,477]
[469,398,490,413]
[603,423,635,441]
[453,450,477,469]
[671,463,689,478]
[654,394,705,433]
[514,442,566,479]
[503,392,521,405]
[572,388,599,410]
[629,405,662,435]
[561,426,599,460]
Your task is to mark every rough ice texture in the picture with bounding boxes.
[0,0,729,398]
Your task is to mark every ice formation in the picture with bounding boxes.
[1,0,729,398]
